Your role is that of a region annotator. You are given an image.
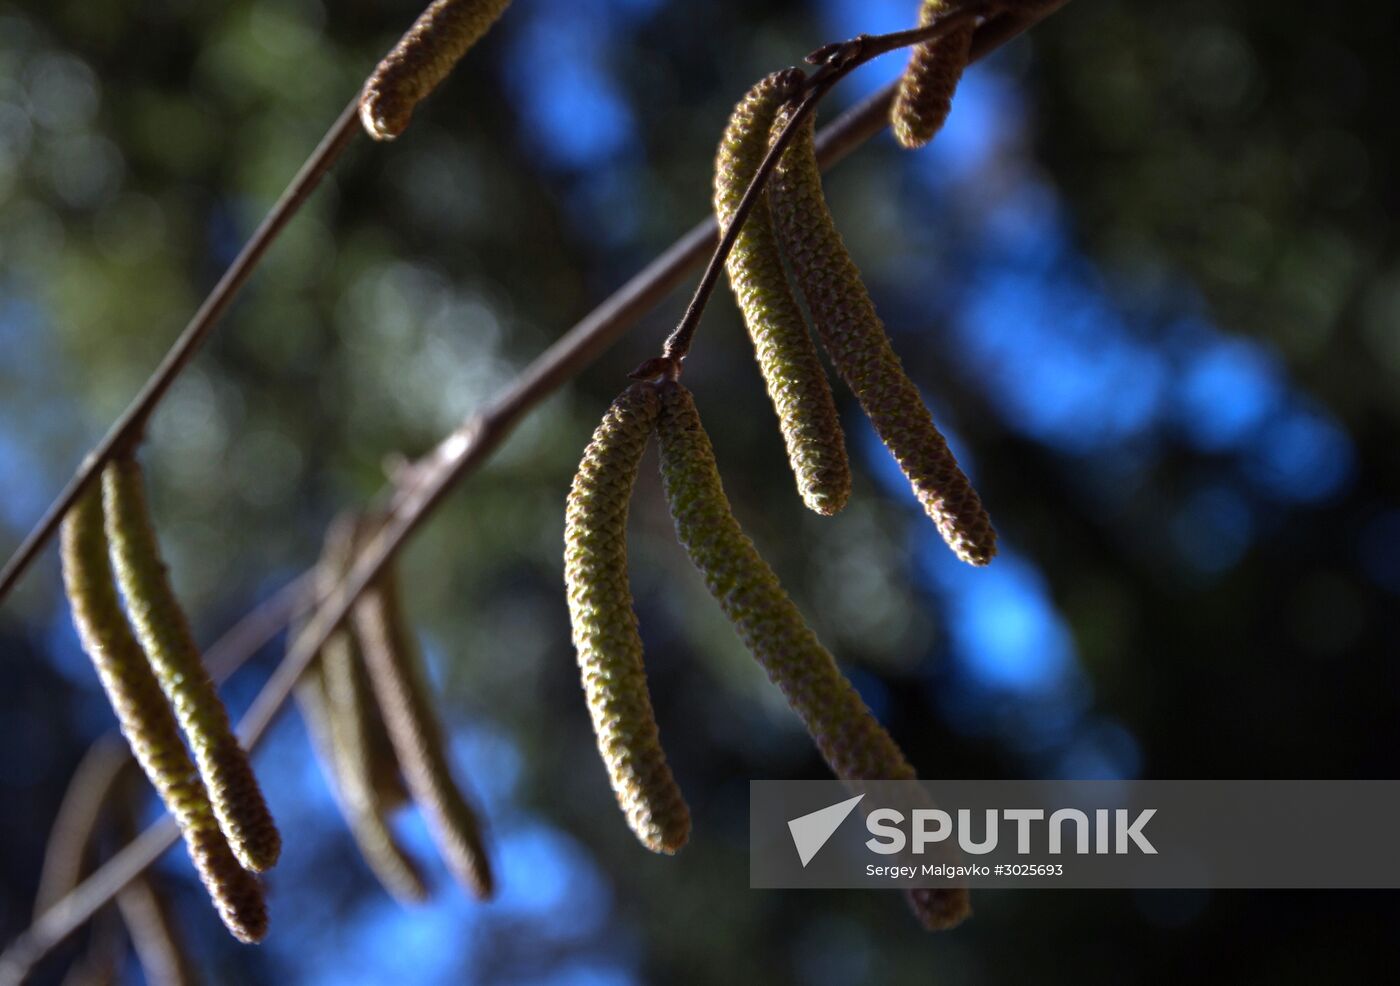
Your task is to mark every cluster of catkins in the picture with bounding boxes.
[293,514,493,905]
[51,0,990,948]
[61,457,280,942]
[564,2,987,931]
[34,737,198,986]
[50,0,517,945]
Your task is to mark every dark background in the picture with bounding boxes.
[1,0,1397,982]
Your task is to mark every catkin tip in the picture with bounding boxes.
[892,2,975,150]
[359,0,515,141]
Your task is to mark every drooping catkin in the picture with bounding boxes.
[891,0,975,150]
[564,386,691,854]
[293,516,428,903]
[359,0,514,140]
[353,564,495,898]
[768,108,997,566]
[654,382,969,929]
[296,646,429,904]
[715,72,851,516]
[102,457,281,873]
[60,486,267,943]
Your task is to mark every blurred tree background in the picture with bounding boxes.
[1,0,1397,982]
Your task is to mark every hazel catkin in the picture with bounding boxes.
[564,385,691,854]
[293,516,428,903]
[60,485,267,943]
[297,653,428,903]
[359,0,514,140]
[653,382,970,929]
[102,456,281,873]
[891,0,975,150]
[715,71,851,516]
[353,564,495,899]
[768,107,997,566]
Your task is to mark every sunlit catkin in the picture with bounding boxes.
[715,71,850,515]
[891,0,975,149]
[354,566,494,898]
[102,457,281,873]
[654,382,970,928]
[359,0,514,140]
[768,108,997,565]
[564,385,691,854]
[60,486,267,943]
[293,517,428,903]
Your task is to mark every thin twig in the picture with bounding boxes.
[0,102,362,606]
[0,5,1065,981]
[204,574,315,684]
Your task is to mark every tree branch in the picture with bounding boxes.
[0,102,362,605]
[0,3,1068,981]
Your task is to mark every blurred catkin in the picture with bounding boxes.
[102,457,281,873]
[654,382,969,928]
[359,0,514,140]
[354,565,495,898]
[114,876,196,986]
[293,517,428,903]
[564,385,691,854]
[768,108,997,566]
[715,71,851,516]
[33,736,130,919]
[60,486,267,943]
[112,783,199,986]
[296,655,428,903]
[892,0,975,149]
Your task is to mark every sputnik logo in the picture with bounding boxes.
[787,794,865,867]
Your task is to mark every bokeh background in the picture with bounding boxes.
[2,0,1398,982]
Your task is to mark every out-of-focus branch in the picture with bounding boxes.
[0,102,362,606]
[0,3,1068,981]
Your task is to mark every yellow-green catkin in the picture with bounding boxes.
[102,457,281,873]
[716,72,851,516]
[768,108,997,566]
[564,386,691,854]
[354,567,495,898]
[892,0,975,149]
[654,382,970,929]
[294,517,428,903]
[60,486,267,943]
[359,0,514,140]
